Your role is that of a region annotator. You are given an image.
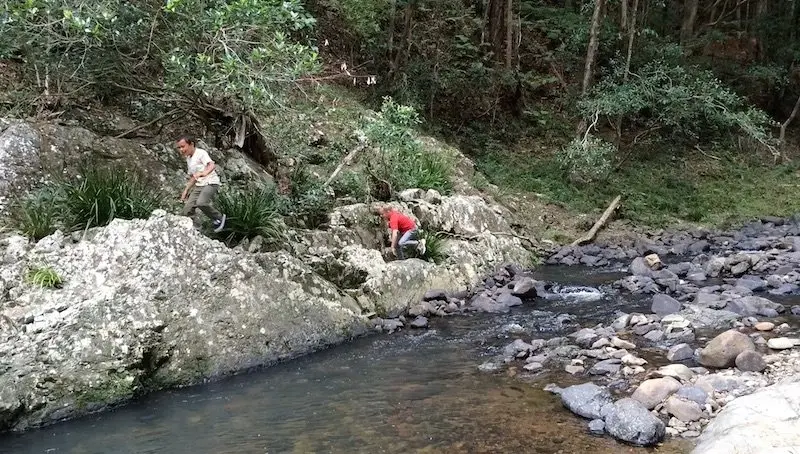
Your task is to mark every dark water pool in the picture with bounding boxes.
[0,267,694,454]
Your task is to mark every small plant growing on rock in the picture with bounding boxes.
[25,266,63,289]
[416,230,447,264]
[215,183,286,244]
[10,190,60,240]
[60,166,164,230]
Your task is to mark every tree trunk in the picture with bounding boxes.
[779,93,800,150]
[581,0,606,96]
[621,0,628,30]
[505,0,513,68]
[615,0,638,147]
[680,0,698,43]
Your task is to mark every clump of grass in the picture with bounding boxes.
[7,166,165,240]
[60,166,164,230]
[215,183,286,244]
[11,190,60,240]
[25,266,63,289]
[407,230,447,264]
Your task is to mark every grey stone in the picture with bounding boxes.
[589,359,622,375]
[422,289,448,301]
[734,350,766,372]
[409,316,429,329]
[588,418,605,435]
[603,398,666,446]
[560,383,613,420]
[644,330,665,342]
[651,294,682,315]
[631,377,682,409]
[675,387,708,406]
[698,330,755,369]
[494,292,523,309]
[692,382,800,454]
[767,337,797,350]
[667,343,694,362]
[510,277,538,298]
[630,257,652,276]
[665,396,703,422]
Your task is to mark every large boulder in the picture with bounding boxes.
[692,381,800,454]
[560,383,613,420]
[698,330,755,368]
[0,212,371,431]
[603,398,666,446]
[0,120,43,212]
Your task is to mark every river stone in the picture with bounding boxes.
[692,382,800,454]
[665,396,704,422]
[409,316,429,329]
[644,330,664,342]
[621,354,648,366]
[630,257,652,276]
[631,377,682,409]
[651,294,682,315]
[588,418,605,435]
[610,336,636,349]
[611,314,631,331]
[655,364,695,382]
[792,306,800,316]
[675,386,708,406]
[560,383,613,420]
[767,337,797,350]
[511,277,538,297]
[734,350,766,372]
[754,321,775,331]
[495,292,523,309]
[565,365,585,375]
[524,362,544,372]
[603,398,666,446]
[698,330,755,369]
[667,343,694,362]
[422,289,448,301]
[589,359,622,375]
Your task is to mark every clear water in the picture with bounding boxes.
[0,267,694,454]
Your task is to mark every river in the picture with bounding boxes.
[0,267,694,454]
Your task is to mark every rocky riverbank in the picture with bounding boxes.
[454,217,800,450]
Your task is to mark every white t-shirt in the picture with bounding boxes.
[186,148,221,186]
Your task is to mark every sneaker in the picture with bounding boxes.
[417,238,427,255]
[213,214,227,233]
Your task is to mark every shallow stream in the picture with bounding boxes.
[0,267,696,454]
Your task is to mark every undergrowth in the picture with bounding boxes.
[215,183,286,244]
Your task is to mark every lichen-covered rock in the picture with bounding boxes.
[0,212,370,431]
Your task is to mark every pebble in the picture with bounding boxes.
[767,337,797,350]
[755,322,775,331]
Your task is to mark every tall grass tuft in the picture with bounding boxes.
[59,167,164,230]
[215,183,286,244]
[418,230,447,264]
[11,190,60,240]
[25,266,63,288]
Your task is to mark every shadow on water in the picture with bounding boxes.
[0,266,694,454]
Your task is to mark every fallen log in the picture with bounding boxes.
[570,195,622,247]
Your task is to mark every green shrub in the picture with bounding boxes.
[365,98,454,194]
[556,134,615,184]
[215,183,286,244]
[11,190,60,240]
[25,266,63,289]
[60,167,164,231]
[331,171,370,201]
[418,230,446,264]
[282,165,334,229]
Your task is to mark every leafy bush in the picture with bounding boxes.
[60,167,164,231]
[1,0,319,117]
[215,183,286,244]
[11,190,60,240]
[556,134,615,184]
[365,98,453,194]
[331,171,370,201]
[25,266,63,289]
[282,165,334,229]
[582,61,777,151]
[418,230,446,264]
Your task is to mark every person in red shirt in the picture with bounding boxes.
[373,205,427,259]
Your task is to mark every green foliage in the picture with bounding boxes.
[283,165,334,229]
[418,230,446,264]
[331,171,370,201]
[60,167,164,231]
[7,166,163,238]
[583,62,777,149]
[215,183,286,244]
[556,134,615,184]
[25,266,63,289]
[0,0,319,116]
[365,98,453,194]
[11,190,60,240]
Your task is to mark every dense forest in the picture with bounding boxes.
[3,0,800,226]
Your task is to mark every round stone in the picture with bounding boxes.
[755,322,775,332]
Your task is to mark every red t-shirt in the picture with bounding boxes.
[385,210,416,232]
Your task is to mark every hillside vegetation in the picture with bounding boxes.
[3,0,800,228]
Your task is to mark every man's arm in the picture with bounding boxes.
[193,161,216,179]
[390,229,399,250]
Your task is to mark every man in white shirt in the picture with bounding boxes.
[176,135,226,232]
